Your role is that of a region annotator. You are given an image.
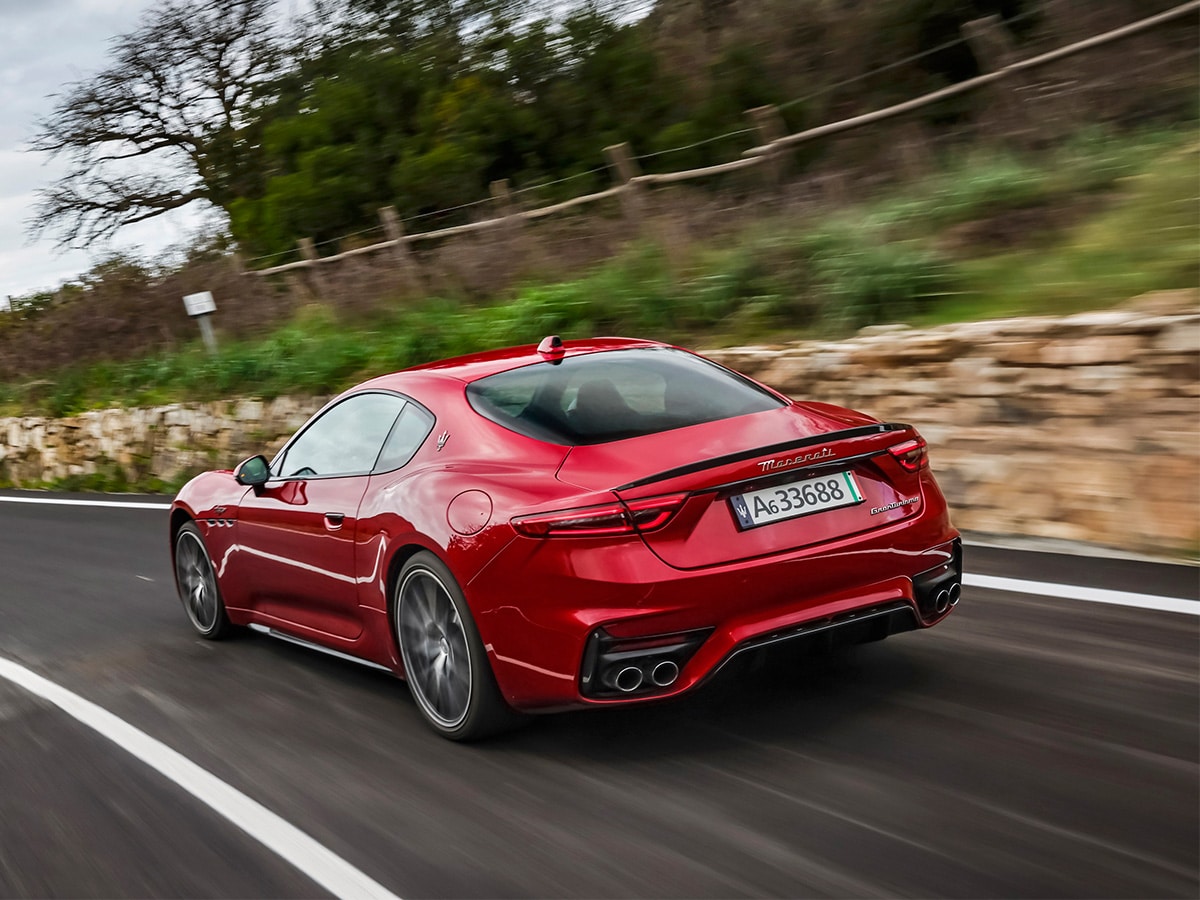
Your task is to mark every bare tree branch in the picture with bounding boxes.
[28,0,284,248]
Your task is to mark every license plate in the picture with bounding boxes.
[729,471,863,530]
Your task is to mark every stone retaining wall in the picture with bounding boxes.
[706,294,1199,553]
[0,396,326,492]
[2,293,1197,554]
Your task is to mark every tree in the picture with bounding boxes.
[29,0,284,248]
[227,1,695,257]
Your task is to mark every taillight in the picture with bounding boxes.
[511,494,686,538]
[887,437,929,472]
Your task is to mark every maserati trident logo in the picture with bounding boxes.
[757,447,834,473]
[436,431,449,451]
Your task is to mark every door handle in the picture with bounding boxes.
[324,512,346,529]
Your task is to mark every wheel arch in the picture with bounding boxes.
[384,543,442,658]
[169,508,192,540]
[169,507,194,564]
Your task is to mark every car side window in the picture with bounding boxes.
[276,393,405,478]
[375,402,435,472]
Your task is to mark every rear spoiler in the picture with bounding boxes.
[614,423,910,492]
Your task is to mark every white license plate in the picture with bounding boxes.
[729,471,863,530]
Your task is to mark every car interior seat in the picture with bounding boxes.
[570,379,639,436]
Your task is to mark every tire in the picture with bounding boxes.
[394,551,521,741]
[173,522,232,640]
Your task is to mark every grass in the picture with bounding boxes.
[1,125,1195,418]
[864,127,1189,235]
[931,141,1200,322]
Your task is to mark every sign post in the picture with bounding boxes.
[182,291,218,354]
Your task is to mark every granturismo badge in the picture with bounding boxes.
[871,497,920,515]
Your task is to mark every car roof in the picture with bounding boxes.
[354,337,669,392]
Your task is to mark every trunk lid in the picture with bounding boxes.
[555,403,926,570]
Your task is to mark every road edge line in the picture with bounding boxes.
[963,573,1200,615]
[0,655,402,900]
[0,496,172,510]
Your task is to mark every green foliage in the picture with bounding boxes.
[46,457,130,493]
[0,231,951,415]
[3,290,57,320]
[939,141,1200,321]
[30,459,184,495]
[866,128,1188,236]
[801,225,955,328]
[3,126,1195,418]
[230,2,782,256]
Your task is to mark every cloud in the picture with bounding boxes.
[0,0,306,299]
[0,0,171,298]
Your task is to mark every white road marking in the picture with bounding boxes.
[0,656,402,900]
[964,573,1199,616]
[3,492,1196,616]
[0,496,171,510]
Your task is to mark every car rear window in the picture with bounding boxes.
[465,348,786,446]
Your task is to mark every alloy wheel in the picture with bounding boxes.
[175,528,221,635]
[398,567,473,729]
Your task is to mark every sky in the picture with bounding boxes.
[0,0,629,305]
[0,0,217,303]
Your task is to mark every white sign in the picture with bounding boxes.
[183,291,217,317]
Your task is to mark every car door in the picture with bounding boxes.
[236,392,407,641]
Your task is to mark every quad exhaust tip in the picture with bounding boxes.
[613,666,644,693]
[606,660,679,693]
[934,589,951,614]
[651,660,680,687]
[933,582,962,615]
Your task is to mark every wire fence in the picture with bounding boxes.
[241,1,1199,290]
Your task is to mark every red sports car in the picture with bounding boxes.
[171,337,961,739]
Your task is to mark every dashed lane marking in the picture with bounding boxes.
[0,655,403,900]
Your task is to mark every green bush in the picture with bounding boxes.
[801,224,956,328]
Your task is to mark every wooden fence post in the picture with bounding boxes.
[747,105,789,186]
[298,238,317,264]
[603,141,683,261]
[962,15,1038,145]
[604,142,646,229]
[378,206,423,296]
[489,179,533,270]
[230,252,245,277]
[285,272,315,303]
[297,238,328,299]
[892,121,933,181]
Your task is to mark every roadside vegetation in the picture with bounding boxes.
[2,124,1195,419]
[3,0,1196,427]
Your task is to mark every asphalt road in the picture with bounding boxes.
[0,491,1196,898]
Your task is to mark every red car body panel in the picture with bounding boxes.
[171,338,960,714]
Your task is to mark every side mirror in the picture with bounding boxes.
[233,455,271,487]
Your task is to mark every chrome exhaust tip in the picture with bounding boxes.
[948,583,961,608]
[613,666,644,693]
[934,589,951,614]
[650,659,679,687]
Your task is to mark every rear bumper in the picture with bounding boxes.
[705,599,923,682]
[469,508,961,712]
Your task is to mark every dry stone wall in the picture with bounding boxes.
[0,396,326,492]
[707,293,1199,554]
[1,293,1196,554]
